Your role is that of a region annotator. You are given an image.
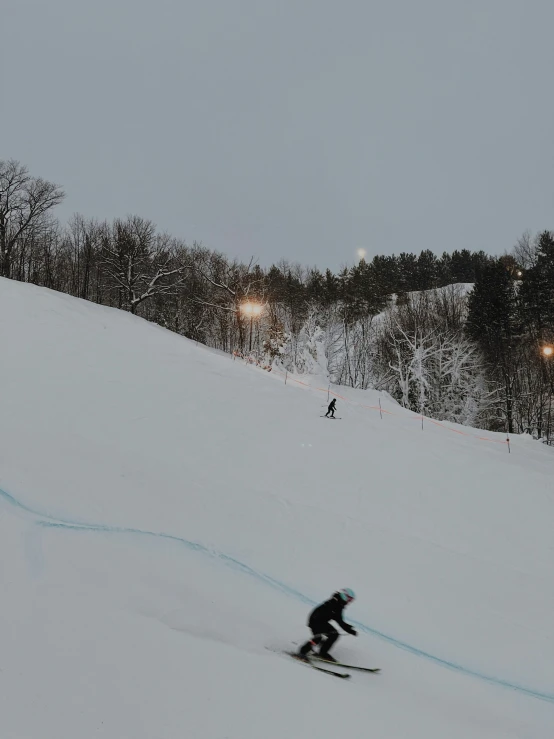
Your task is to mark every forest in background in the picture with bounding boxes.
[1,159,553,438]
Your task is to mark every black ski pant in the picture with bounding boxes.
[300,620,339,656]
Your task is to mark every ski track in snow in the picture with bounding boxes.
[2,483,553,706]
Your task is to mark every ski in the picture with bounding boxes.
[310,656,380,673]
[319,416,342,419]
[286,652,350,679]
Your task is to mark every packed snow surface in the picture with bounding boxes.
[1,277,553,738]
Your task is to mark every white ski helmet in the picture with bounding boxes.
[339,588,355,603]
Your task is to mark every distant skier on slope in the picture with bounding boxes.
[325,398,337,418]
[298,588,357,662]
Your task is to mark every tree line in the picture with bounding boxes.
[1,159,553,439]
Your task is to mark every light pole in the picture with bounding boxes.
[542,345,553,443]
[240,301,263,353]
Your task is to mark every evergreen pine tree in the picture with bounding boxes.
[520,231,554,341]
[466,261,520,431]
[415,250,438,290]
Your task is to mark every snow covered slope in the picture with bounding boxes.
[1,277,553,738]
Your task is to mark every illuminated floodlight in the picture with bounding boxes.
[357,248,367,260]
[240,302,263,317]
[542,346,554,357]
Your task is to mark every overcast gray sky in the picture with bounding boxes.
[3,0,553,271]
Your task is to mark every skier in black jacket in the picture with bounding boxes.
[325,398,337,418]
[298,588,357,661]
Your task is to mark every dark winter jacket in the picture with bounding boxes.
[308,593,356,634]
[328,399,336,409]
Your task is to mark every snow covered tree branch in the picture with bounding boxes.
[100,216,192,314]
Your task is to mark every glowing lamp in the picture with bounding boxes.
[240,302,263,317]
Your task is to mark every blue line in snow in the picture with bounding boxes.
[1,485,553,705]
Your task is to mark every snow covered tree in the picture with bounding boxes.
[100,216,188,314]
[372,288,489,424]
[263,322,287,360]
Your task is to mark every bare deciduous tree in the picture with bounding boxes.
[513,230,539,270]
[0,160,65,278]
[100,216,190,314]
